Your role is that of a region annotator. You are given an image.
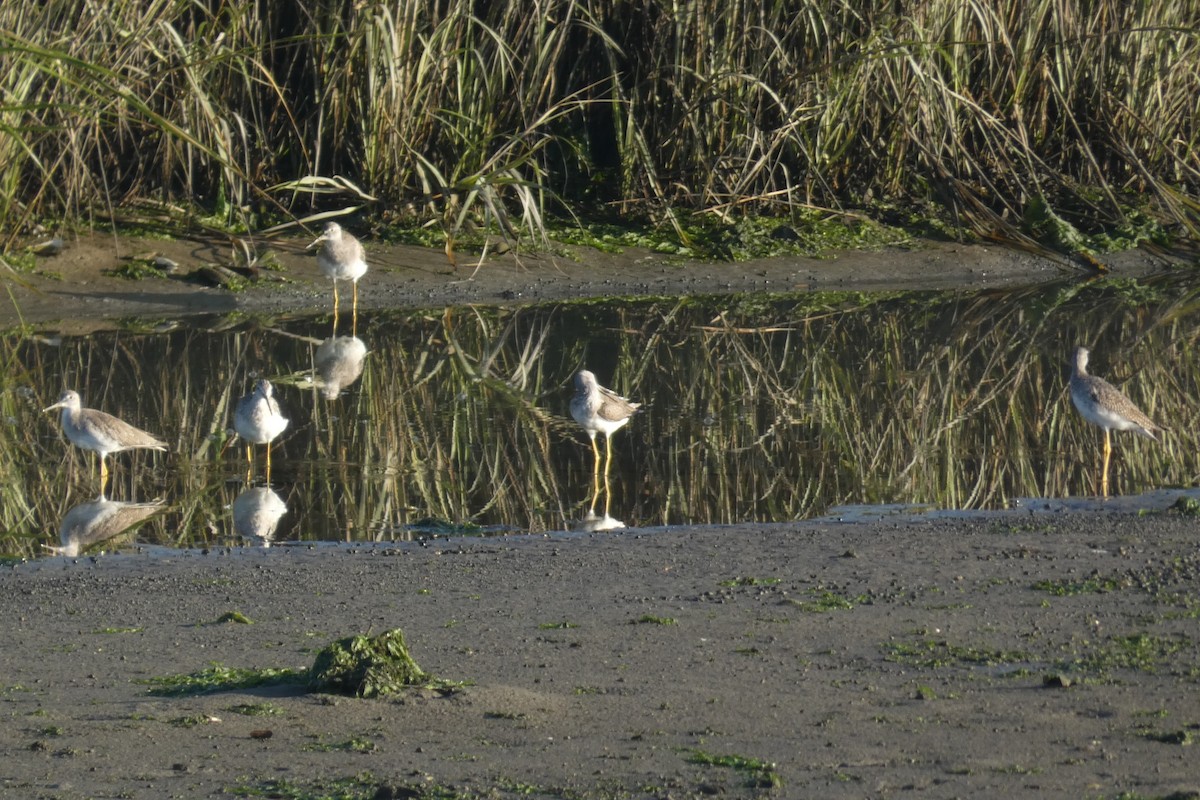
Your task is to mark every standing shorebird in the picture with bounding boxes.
[233,379,288,480]
[43,390,167,492]
[309,221,368,332]
[1069,346,1161,497]
[570,370,640,515]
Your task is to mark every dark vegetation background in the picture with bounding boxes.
[1,0,1196,250]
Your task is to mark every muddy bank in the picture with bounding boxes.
[1,231,1182,333]
[4,235,1199,798]
[3,505,1200,798]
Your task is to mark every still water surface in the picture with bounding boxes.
[5,274,1200,557]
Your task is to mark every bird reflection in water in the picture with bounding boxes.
[576,509,626,532]
[314,336,367,400]
[232,486,288,547]
[45,496,166,557]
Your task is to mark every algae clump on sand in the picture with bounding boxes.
[308,629,429,698]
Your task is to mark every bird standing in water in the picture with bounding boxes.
[570,370,640,516]
[1069,346,1161,497]
[310,221,368,334]
[43,390,167,494]
[234,379,288,481]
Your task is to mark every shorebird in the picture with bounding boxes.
[43,390,167,491]
[570,370,640,514]
[309,221,368,331]
[1069,346,1161,497]
[233,379,288,478]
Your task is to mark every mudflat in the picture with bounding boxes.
[0,231,1177,332]
[3,235,1198,798]
[3,505,1200,798]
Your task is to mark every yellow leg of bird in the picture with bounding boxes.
[1101,429,1112,498]
[99,456,109,496]
[352,282,359,337]
[603,433,614,518]
[332,282,340,334]
[265,443,272,484]
[589,435,601,513]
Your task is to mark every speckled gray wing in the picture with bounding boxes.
[596,386,640,423]
[79,409,167,451]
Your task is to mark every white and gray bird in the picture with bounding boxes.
[309,222,368,325]
[570,370,640,514]
[1069,345,1161,497]
[43,390,167,491]
[234,379,288,476]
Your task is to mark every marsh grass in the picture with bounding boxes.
[228,703,283,717]
[0,0,1196,252]
[1067,633,1196,678]
[684,749,783,789]
[791,590,869,613]
[882,639,1035,671]
[141,663,305,697]
[230,776,384,800]
[6,275,1200,558]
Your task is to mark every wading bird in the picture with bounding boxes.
[1069,346,1161,497]
[570,370,640,516]
[310,221,368,333]
[43,390,167,493]
[233,379,288,480]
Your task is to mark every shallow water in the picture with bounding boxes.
[5,274,1200,557]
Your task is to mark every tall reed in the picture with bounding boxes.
[0,0,1195,247]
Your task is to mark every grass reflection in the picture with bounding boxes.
[4,276,1200,557]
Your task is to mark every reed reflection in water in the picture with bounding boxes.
[4,275,1200,557]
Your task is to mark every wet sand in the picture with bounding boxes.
[3,236,1198,798]
[0,230,1179,332]
[4,505,1200,798]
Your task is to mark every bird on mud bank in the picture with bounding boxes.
[309,221,368,334]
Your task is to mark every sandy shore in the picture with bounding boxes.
[4,503,1200,798]
[3,235,1198,798]
[0,230,1179,332]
